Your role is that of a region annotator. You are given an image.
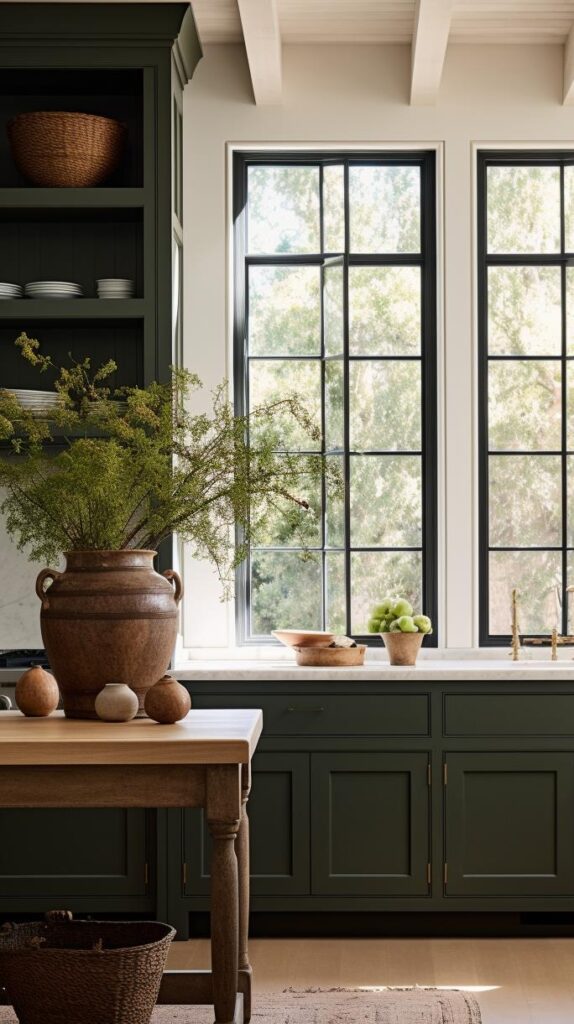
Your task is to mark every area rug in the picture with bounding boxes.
[0,987,481,1023]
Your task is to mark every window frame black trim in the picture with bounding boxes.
[233,149,438,646]
[477,149,574,645]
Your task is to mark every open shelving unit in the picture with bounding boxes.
[0,3,201,925]
[0,5,199,405]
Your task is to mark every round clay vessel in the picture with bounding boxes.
[95,683,139,722]
[15,666,59,717]
[144,674,191,724]
[36,550,183,720]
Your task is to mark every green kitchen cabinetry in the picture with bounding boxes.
[167,679,574,937]
[5,677,574,929]
[444,752,574,897]
[0,809,152,913]
[181,752,311,898]
[311,752,430,897]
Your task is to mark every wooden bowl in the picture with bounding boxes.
[293,645,367,667]
[272,629,335,648]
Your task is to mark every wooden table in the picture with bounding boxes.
[0,708,263,1024]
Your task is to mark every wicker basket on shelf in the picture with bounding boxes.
[0,913,175,1024]
[7,111,126,187]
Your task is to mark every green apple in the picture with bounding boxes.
[413,614,432,634]
[397,615,418,633]
[388,619,401,632]
[392,598,413,618]
[372,598,394,619]
[367,617,381,633]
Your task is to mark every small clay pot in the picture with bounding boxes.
[381,631,424,667]
[15,667,59,717]
[94,683,139,723]
[144,675,191,724]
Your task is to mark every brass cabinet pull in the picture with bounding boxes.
[287,705,325,712]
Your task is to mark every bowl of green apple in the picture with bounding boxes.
[367,597,433,666]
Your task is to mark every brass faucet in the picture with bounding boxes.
[523,585,574,658]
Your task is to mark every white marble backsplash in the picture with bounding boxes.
[0,520,46,649]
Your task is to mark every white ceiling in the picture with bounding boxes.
[191,0,574,46]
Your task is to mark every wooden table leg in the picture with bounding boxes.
[207,765,241,1024]
[237,763,252,1022]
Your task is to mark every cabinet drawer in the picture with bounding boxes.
[190,694,429,736]
[444,694,574,737]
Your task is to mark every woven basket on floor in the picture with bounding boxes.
[7,111,126,187]
[0,914,175,1024]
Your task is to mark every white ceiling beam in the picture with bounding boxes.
[564,22,574,104]
[410,0,454,106]
[237,0,282,106]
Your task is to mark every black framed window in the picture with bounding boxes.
[478,151,574,643]
[234,151,437,644]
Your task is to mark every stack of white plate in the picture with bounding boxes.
[1,388,63,417]
[89,399,128,414]
[96,278,134,299]
[0,282,23,300]
[25,281,83,300]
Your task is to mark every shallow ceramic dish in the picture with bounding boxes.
[293,644,367,667]
[272,628,335,648]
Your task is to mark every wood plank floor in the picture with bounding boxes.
[167,937,574,1022]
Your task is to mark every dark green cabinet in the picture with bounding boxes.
[183,752,311,897]
[444,752,574,897]
[0,809,149,904]
[311,752,430,896]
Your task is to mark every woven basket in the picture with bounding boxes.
[0,914,175,1024]
[7,111,126,187]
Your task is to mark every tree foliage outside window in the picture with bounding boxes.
[478,153,574,641]
[234,152,438,642]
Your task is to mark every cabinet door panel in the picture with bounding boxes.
[184,752,310,896]
[445,753,574,896]
[311,752,430,896]
[0,809,148,897]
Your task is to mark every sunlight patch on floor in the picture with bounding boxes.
[356,985,500,993]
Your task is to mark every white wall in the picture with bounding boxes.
[181,41,574,650]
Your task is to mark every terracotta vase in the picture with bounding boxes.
[144,674,191,724]
[36,550,183,720]
[15,666,59,717]
[381,631,423,667]
[95,683,139,722]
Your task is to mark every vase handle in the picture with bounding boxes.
[163,569,184,605]
[36,568,60,604]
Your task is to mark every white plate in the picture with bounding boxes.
[25,281,82,288]
[96,279,134,285]
[97,287,134,293]
[25,287,82,295]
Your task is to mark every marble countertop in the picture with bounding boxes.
[173,659,574,681]
[1,659,573,685]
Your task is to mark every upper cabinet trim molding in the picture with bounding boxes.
[0,3,193,47]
